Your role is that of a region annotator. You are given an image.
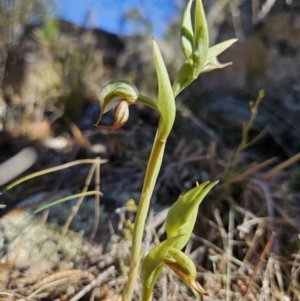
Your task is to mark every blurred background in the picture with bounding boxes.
[0,0,299,150]
[0,0,300,242]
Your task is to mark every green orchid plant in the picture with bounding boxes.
[95,1,237,300]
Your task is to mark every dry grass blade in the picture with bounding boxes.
[62,158,101,236]
[69,266,115,301]
[32,270,95,291]
[90,158,101,242]
[261,152,300,181]
[1,158,108,194]
[229,157,277,184]
[32,191,103,214]
[61,159,99,237]
[28,277,70,299]
[243,232,276,300]
[226,208,234,301]
[214,208,228,249]
[273,258,285,300]
[0,292,14,300]
[243,222,266,263]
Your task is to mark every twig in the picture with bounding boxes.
[214,208,228,249]
[259,255,272,301]
[243,222,266,263]
[260,152,300,181]
[28,277,69,299]
[243,232,276,300]
[291,237,300,293]
[251,179,276,248]
[229,157,277,184]
[33,270,95,290]
[274,257,285,300]
[0,292,14,300]
[69,266,115,301]
[149,207,168,230]
[237,217,268,233]
[192,234,246,269]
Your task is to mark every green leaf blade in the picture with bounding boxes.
[166,181,218,250]
[152,40,176,141]
[141,235,183,299]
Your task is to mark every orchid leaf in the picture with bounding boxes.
[141,235,183,301]
[152,40,176,141]
[166,181,218,250]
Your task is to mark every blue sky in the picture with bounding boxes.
[60,0,179,37]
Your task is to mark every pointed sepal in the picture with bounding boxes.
[192,0,209,77]
[202,38,238,73]
[181,0,194,60]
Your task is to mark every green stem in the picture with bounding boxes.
[142,287,154,301]
[138,95,159,111]
[122,126,166,301]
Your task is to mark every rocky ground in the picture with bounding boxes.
[0,100,300,300]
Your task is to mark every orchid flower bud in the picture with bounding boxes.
[107,100,130,130]
[95,80,139,130]
[173,0,208,96]
[192,0,209,77]
[164,247,208,295]
[141,235,184,301]
[173,0,237,96]
[142,236,208,300]
[166,181,218,250]
[181,0,194,60]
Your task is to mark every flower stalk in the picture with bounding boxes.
[122,39,176,301]
[95,1,237,300]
